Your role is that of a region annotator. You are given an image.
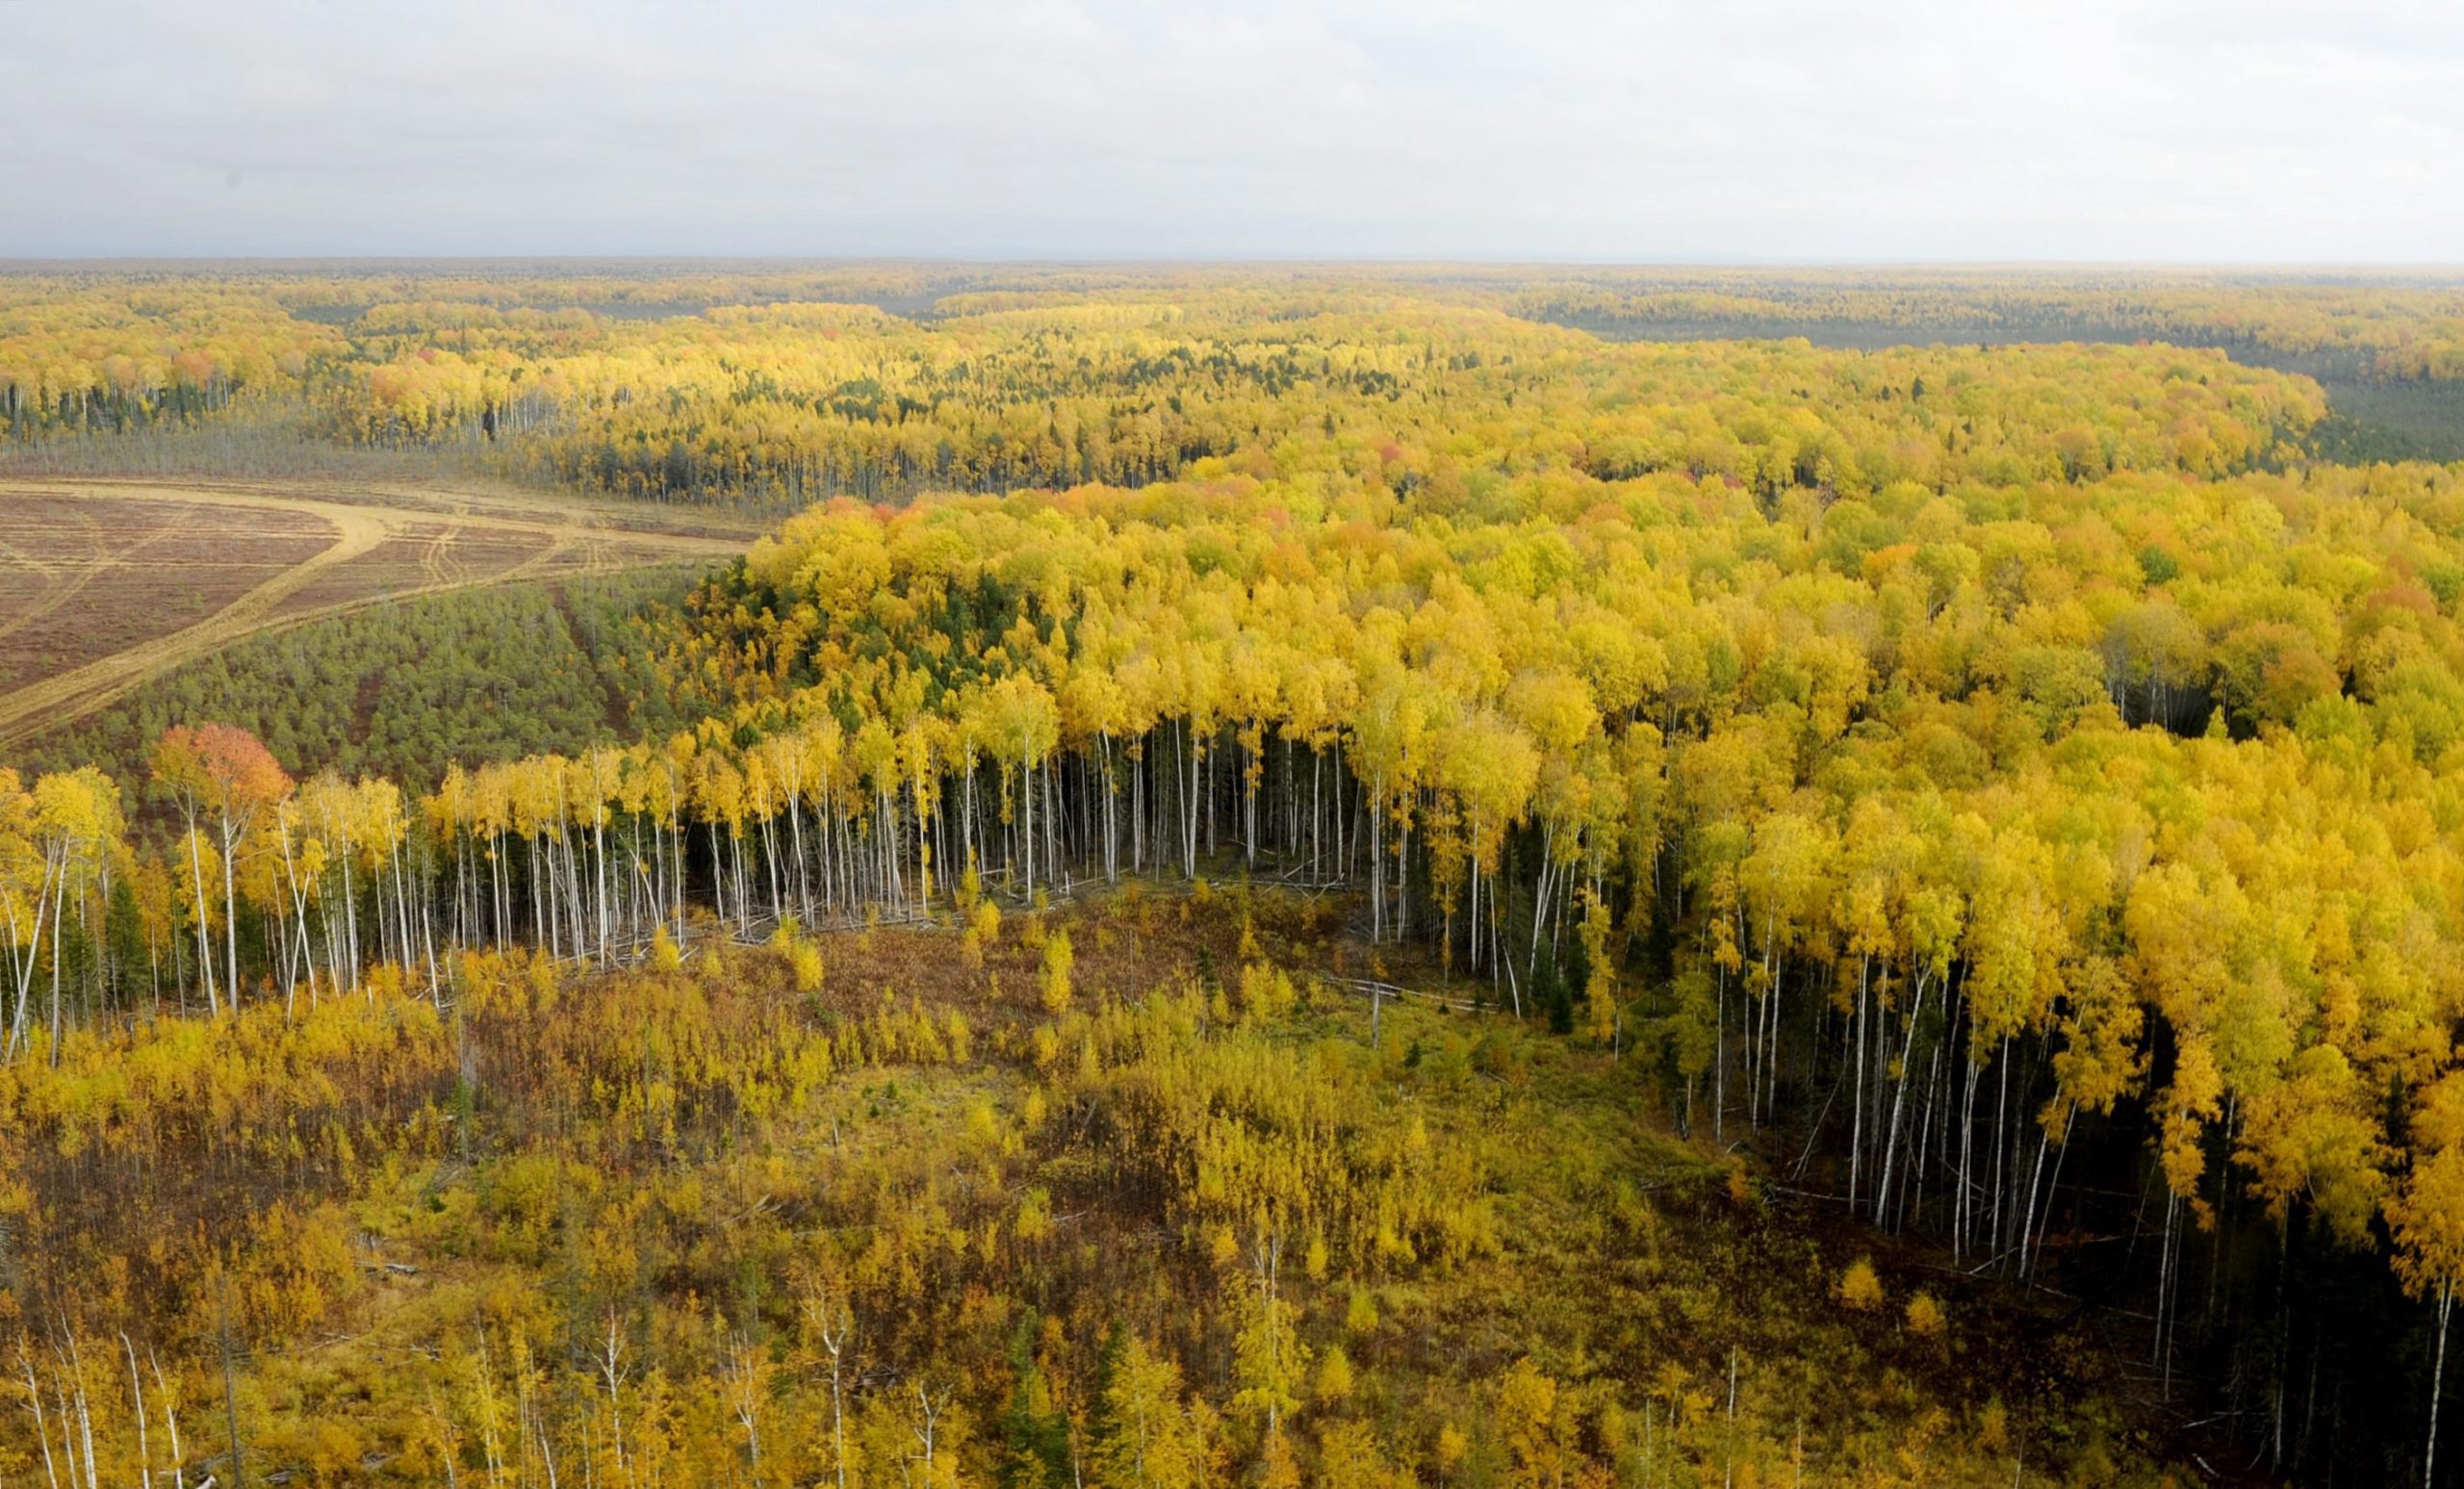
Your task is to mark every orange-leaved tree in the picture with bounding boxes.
[150,724,293,1011]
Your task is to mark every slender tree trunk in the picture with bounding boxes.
[1875,971,1930,1227]
[1849,960,1868,1206]
[1714,962,1727,1143]
[218,1276,246,1489]
[149,1345,185,1489]
[48,862,66,1059]
[218,820,242,1005]
[123,1334,149,1489]
[184,816,217,1014]
[2430,1280,2452,1489]
[20,1336,58,1489]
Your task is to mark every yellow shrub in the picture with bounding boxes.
[1316,1344,1355,1404]
[1239,961,1296,1019]
[1346,1286,1380,1336]
[1977,1399,2009,1453]
[1016,1186,1054,1244]
[789,940,825,993]
[1907,1290,1947,1338]
[1040,930,1075,1014]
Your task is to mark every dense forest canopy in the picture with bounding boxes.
[1510,270,2464,378]
[10,263,2455,503]
[9,264,2464,1484]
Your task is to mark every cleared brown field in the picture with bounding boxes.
[0,478,757,752]
[0,493,338,693]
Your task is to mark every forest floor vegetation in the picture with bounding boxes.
[3,882,2188,1486]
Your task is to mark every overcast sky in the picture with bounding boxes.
[3,0,2459,262]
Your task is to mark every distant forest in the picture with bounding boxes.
[8,264,2464,504]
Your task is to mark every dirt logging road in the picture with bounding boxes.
[0,477,757,752]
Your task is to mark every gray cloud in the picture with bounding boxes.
[1,0,2458,260]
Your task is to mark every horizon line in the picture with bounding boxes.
[5,253,2464,276]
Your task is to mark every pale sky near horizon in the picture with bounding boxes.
[3,0,2459,263]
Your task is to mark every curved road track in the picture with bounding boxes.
[0,477,757,752]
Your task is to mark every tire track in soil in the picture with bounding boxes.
[0,500,387,751]
[0,500,204,645]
